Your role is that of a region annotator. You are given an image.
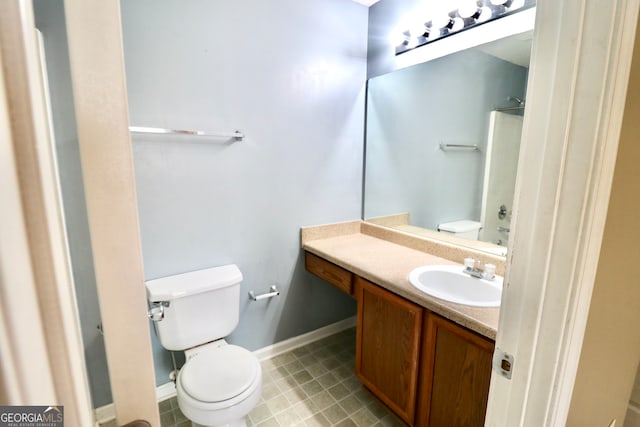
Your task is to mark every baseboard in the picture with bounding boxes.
[156,381,177,401]
[253,315,357,361]
[93,315,357,425]
[94,381,177,425]
[94,402,115,426]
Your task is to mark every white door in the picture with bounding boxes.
[485,0,640,425]
[479,111,523,245]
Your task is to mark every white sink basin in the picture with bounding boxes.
[408,265,503,307]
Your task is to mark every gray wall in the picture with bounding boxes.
[364,49,528,229]
[120,0,367,387]
[33,0,112,408]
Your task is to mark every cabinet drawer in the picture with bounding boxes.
[305,252,353,295]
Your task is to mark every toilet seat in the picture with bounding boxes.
[177,343,261,412]
[176,343,262,426]
[181,344,258,403]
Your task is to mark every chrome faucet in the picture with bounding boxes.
[463,258,496,281]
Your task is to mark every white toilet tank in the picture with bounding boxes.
[438,220,482,240]
[145,264,243,351]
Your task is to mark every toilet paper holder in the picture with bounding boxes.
[249,285,280,301]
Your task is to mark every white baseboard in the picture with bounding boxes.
[93,316,357,425]
[94,403,115,426]
[94,381,177,425]
[156,381,177,402]
[253,315,357,361]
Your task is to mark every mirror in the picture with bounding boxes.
[363,30,533,257]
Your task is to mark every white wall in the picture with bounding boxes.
[120,0,368,386]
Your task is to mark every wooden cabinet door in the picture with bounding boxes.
[355,276,423,425]
[417,312,495,427]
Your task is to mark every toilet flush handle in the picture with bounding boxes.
[148,301,169,321]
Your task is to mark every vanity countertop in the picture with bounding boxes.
[301,222,500,340]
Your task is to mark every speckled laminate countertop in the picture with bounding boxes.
[301,222,500,340]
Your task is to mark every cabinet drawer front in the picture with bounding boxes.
[305,252,353,295]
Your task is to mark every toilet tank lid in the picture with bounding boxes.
[145,264,242,302]
[438,220,481,233]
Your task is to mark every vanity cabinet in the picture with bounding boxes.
[416,312,494,427]
[304,251,495,426]
[354,276,423,425]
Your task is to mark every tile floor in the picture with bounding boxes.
[100,327,404,426]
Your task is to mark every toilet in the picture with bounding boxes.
[437,220,482,240]
[145,264,261,427]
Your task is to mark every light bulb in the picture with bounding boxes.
[431,14,453,29]
[450,17,465,31]
[393,32,409,47]
[458,0,479,18]
[508,0,525,10]
[428,27,442,39]
[406,36,419,49]
[408,23,427,38]
[477,6,493,22]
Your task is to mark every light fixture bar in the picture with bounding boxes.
[395,0,536,56]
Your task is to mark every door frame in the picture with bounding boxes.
[0,1,92,425]
[0,0,160,425]
[63,0,161,425]
[486,0,640,425]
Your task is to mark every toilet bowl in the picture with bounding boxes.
[176,341,262,427]
[145,264,262,427]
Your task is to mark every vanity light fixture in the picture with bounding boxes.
[395,0,535,55]
[491,0,527,10]
[458,5,493,22]
[490,0,521,6]
[431,14,454,31]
